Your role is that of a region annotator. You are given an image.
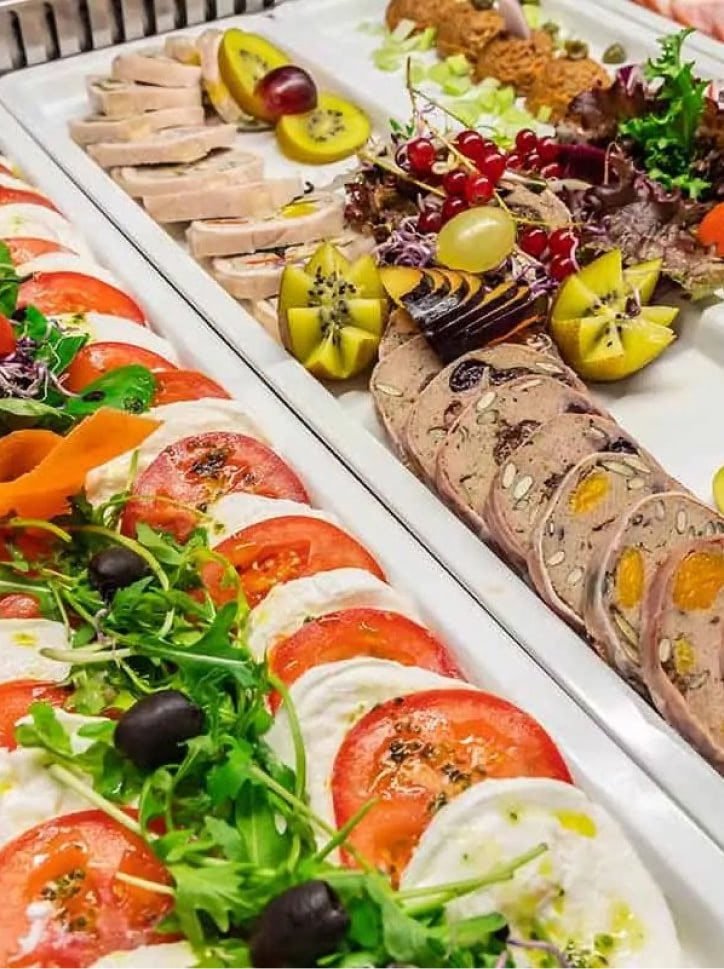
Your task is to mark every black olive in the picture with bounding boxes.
[88,546,149,600]
[114,690,204,769]
[249,880,350,968]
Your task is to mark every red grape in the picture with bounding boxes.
[549,255,578,281]
[525,151,542,171]
[541,162,563,180]
[407,137,437,175]
[255,66,318,120]
[515,129,538,154]
[443,168,469,197]
[441,196,468,223]
[549,227,579,258]
[465,173,494,204]
[538,137,560,164]
[479,151,506,184]
[418,207,443,234]
[506,152,524,171]
[518,226,548,259]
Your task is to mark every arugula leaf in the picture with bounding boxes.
[235,780,291,869]
[0,241,19,316]
[18,307,88,377]
[16,701,73,757]
[619,30,710,198]
[171,860,248,944]
[0,397,72,432]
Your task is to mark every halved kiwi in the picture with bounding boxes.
[219,29,290,121]
[276,92,371,164]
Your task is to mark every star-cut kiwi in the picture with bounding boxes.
[278,241,387,380]
[550,250,678,382]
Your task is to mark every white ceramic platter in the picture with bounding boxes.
[3,0,724,853]
[2,95,724,966]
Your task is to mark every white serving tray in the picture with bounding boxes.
[3,0,724,857]
[1,95,723,969]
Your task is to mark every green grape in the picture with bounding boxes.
[436,207,516,273]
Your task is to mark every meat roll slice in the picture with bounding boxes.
[405,344,584,482]
[435,375,600,534]
[641,537,724,774]
[370,335,442,462]
[528,450,674,631]
[585,493,723,685]
[484,415,645,573]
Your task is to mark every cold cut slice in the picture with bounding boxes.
[379,308,419,359]
[112,49,202,87]
[87,126,236,169]
[69,107,205,146]
[144,176,303,224]
[587,494,724,685]
[186,193,344,258]
[484,414,644,572]
[404,344,585,482]
[111,149,264,198]
[196,29,246,124]
[435,375,600,535]
[370,335,442,462]
[211,232,372,301]
[528,451,675,631]
[641,536,724,774]
[87,76,202,116]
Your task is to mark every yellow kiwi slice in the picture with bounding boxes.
[276,92,371,165]
[219,29,289,121]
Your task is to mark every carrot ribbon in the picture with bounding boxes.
[0,408,160,519]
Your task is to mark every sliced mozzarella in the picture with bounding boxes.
[0,204,89,256]
[402,778,682,968]
[0,711,108,850]
[207,493,335,547]
[0,172,50,197]
[92,942,197,968]
[246,568,420,659]
[0,619,71,684]
[17,253,122,289]
[51,311,180,363]
[85,398,266,506]
[267,658,468,847]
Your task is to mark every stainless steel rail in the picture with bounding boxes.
[0,0,280,73]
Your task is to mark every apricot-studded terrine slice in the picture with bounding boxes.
[641,537,724,774]
[405,344,585,482]
[370,335,442,462]
[584,493,723,686]
[484,414,645,573]
[527,450,674,631]
[435,375,600,535]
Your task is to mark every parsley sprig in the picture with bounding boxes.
[620,29,710,198]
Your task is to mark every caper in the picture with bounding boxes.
[603,43,627,64]
[564,39,589,60]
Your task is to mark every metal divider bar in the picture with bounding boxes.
[0,0,281,73]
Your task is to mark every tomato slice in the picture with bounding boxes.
[0,810,173,967]
[64,343,176,392]
[332,688,572,884]
[5,238,72,265]
[152,369,230,406]
[0,680,69,750]
[0,593,41,619]
[123,432,310,543]
[267,607,463,713]
[203,517,385,610]
[0,313,16,356]
[18,273,145,323]
[0,187,58,213]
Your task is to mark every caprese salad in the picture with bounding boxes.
[0,154,683,968]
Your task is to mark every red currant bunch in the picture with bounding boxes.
[511,130,563,180]
[517,224,580,281]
